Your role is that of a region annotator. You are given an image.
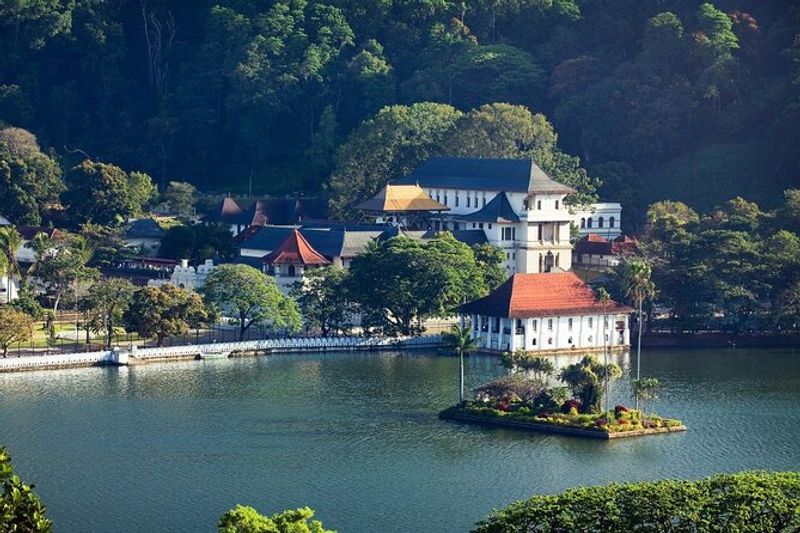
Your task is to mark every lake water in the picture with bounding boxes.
[1,348,798,532]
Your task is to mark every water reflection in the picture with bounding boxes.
[0,348,798,533]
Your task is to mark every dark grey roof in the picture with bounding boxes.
[124,218,165,239]
[237,225,383,259]
[395,157,575,194]
[459,192,520,223]
[450,229,489,246]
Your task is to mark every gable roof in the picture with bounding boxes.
[231,197,330,227]
[124,218,165,239]
[576,233,638,256]
[461,272,632,318]
[459,192,520,223]
[203,197,244,224]
[395,157,575,195]
[238,225,385,259]
[356,184,449,212]
[262,229,330,266]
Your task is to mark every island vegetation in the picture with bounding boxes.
[441,352,683,438]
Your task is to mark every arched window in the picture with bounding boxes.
[587,218,593,229]
[288,265,296,277]
[580,218,586,229]
[598,217,604,228]
[610,216,615,228]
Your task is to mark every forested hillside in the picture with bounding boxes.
[2,1,798,221]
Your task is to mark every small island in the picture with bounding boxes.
[440,349,685,439]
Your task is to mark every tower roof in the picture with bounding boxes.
[461,272,632,318]
[459,192,520,223]
[356,183,449,212]
[203,197,244,224]
[261,229,330,266]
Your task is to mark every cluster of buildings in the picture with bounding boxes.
[0,156,636,354]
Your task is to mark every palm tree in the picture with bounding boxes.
[631,377,660,425]
[0,227,23,304]
[559,356,622,414]
[524,356,556,383]
[621,257,656,409]
[442,323,478,404]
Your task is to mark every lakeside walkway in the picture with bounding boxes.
[0,335,442,373]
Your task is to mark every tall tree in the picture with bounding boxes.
[290,266,355,336]
[442,323,478,404]
[162,181,197,218]
[0,226,23,303]
[62,160,156,226]
[124,284,209,346]
[82,278,136,348]
[619,257,656,406]
[0,307,34,358]
[203,264,301,340]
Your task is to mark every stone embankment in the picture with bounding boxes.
[0,335,442,373]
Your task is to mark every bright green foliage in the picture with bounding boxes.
[203,264,301,340]
[0,128,64,225]
[348,233,491,336]
[0,447,52,532]
[62,160,156,226]
[81,278,135,348]
[159,224,235,263]
[29,233,98,315]
[631,377,660,419]
[0,307,34,358]
[218,504,333,533]
[559,356,621,414]
[80,224,134,268]
[327,102,462,219]
[123,285,209,346]
[471,243,506,290]
[502,351,555,382]
[290,266,355,335]
[162,181,197,218]
[474,471,800,533]
[0,226,23,302]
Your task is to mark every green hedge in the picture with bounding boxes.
[474,471,800,532]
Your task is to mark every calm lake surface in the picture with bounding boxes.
[1,348,799,533]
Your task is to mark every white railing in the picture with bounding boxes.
[0,334,443,371]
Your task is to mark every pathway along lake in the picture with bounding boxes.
[1,348,799,532]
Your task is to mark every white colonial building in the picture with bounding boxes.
[396,157,584,274]
[461,272,632,354]
[571,202,622,239]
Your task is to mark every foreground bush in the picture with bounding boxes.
[0,447,52,533]
[218,504,333,533]
[474,471,800,532]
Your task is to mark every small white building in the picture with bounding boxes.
[261,229,331,294]
[461,272,632,354]
[148,259,216,291]
[571,202,622,239]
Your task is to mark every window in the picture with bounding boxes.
[532,338,537,346]
[598,216,604,228]
[568,318,573,330]
[443,193,448,205]
[467,196,471,208]
[610,216,615,228]
[482,196,487,207]
[537,200,542,210]
[556,253,560,267]
[288,265,296,277]
[588,335,593,343]
[503,227,513,240]
[604,316,609,328]
[455,194,459,207]
[555,200,559,210]
[537,224,543,240]
[516,319,524,334]
[547,319,553,331]
[472,223,476,228]
[580,218,586,229]
[453,222,460,230]
[588,317,593,328]
[587,218,593,229]
[436,193,440,202]
[523,199,529,210]
[568,337,573,345]
[532,320,537,331]
[488,223,492,229]
[512,227,516,240]
[478,223,484,229]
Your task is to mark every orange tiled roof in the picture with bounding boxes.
[462,272,633,318]
[261,228,330,266]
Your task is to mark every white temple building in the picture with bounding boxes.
[148,259,216,291]
[395,157,613,275]
[461,272,632,354]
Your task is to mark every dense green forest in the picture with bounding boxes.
[1,0,798,222]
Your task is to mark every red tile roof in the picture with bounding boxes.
[575,234,612,255]
[462,272,632,318]
[261,229,330,266]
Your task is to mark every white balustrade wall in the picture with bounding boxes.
[0,334,442,372]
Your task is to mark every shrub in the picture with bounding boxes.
[473,472,800,533]
[561,399,582,414]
